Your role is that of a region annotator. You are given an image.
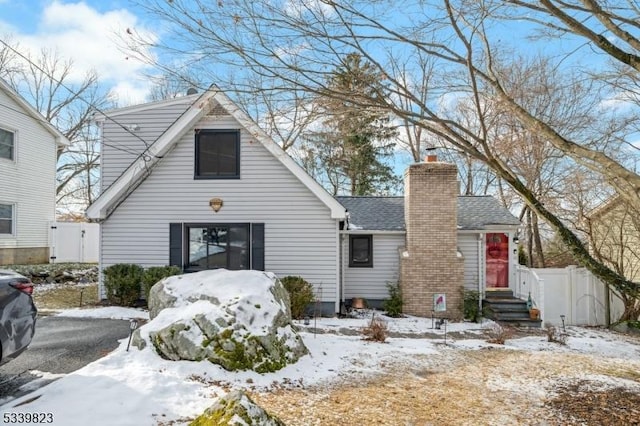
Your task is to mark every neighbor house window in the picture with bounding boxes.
[0,128,14,160]
[194,129,240,179]
[349,235,373,267]
[0,204,14,234]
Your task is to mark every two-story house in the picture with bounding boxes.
[0,79,69,265]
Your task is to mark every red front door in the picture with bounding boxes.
[486,233,509,288]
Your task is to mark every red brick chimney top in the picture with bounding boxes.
[425,154,438,162]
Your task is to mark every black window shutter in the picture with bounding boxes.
[251,223,265,271]
[169,223,183,269]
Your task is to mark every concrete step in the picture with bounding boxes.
[482,294,542,327]
[485,289,514,299]
[494,318,543,328]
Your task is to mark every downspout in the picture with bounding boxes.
[335,221,341,315]
[97,221,105,300]
[605,281,611,328]
[478,233,484,315]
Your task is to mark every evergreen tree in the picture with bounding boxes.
[302,53,399,195]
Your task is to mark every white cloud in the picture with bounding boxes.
[600,90,638,111]
[4,1,157,105]
[284,0,336,19]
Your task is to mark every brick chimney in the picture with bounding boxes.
[399,156,464,318]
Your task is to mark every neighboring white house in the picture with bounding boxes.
[86,87,520,317]
[0,79,69,265]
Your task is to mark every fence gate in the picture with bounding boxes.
[49,222,99,263]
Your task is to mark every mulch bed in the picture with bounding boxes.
[548,380,640,425]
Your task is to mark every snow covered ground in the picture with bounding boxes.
[1,307,639,425]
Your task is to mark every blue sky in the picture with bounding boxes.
[0,0,155,104]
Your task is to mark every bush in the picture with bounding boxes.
[485,323,514,345]
[280,276,315,319]
[103,263,144,306]
[362,314,388,342]
[545,322,567,345]
[142,266,182,300]
[462,289,481,322]
[383,282,403,318]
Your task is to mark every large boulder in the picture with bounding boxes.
[134,269,308,373]
[189,390,285,426]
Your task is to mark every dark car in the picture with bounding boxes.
[0,270,37,365]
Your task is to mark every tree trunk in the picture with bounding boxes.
[531,211,546,268]
[487,158,640,304]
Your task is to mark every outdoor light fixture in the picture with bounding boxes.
[127,319,139,352]
[560,315,566,333]
[209,197,224,213]
[513,235,520,244]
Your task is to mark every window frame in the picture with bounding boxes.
[184,223,250,272]
[349,234,373,268]
[194,129,241,179]
[0,203,15,236]
[0,127,15,161]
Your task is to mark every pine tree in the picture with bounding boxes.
[302,53,399,195]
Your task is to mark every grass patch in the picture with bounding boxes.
[34,283,99,310]
[599,366,640,382]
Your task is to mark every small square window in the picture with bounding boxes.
[195,130,240,179]
[0,128,15,160]
[0,204,14,234]
[349,235,373,267]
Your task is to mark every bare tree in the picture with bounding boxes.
[1,41,111,213]
[125,0,640,313]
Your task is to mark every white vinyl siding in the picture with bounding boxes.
[100,98,195,190]
[342,233,404,300]
[0,89,57,249]
[100,114,339,302]
[458,233,481,291]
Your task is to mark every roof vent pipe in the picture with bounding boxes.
[186,87,198,95]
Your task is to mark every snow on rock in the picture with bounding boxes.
[190,390,285,426]
[134,269,308,373]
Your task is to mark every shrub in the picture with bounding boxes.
[462,289,481,322]
[485,323,514,345]
[545,322,567,345]
[628,320,640,330]
[142,266,182,300]
[362,314,388,343]
[280,276,315,319]
[103,263,144,306]
[383,282,403,318]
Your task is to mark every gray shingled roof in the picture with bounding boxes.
[335,196,520,231]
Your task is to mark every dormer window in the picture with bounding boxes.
[194,129,240,179]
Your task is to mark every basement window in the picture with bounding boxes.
[349,235,373,267]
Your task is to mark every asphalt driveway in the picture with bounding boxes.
[0,316,131,404]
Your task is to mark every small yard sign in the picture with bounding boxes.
[433,293,446,312]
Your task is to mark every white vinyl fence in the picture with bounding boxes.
[49,222,99,263]
[515,265,624,326]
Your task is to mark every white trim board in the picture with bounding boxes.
[86,87,346,221]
